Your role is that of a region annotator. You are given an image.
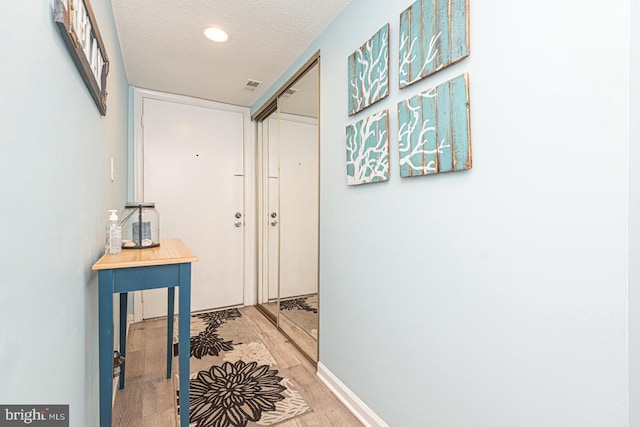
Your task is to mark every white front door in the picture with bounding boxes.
[140,97,245,319]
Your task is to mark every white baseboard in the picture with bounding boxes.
[316,362,388,427]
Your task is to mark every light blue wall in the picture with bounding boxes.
[255,0,631,425]
[0,1,129,425]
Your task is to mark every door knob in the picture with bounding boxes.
[270,219,278,226]
[234,221,242,227]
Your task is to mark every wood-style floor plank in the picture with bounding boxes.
[112,306,362,426]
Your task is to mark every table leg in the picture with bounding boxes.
[98,270,114,427]
[167,287,175,379]
[119,293,127,389]
[178,263,191,427]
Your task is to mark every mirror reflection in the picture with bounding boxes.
[257,62,319,362]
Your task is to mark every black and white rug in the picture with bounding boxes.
[174,308,311,427]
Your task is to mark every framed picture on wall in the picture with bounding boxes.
[399,0,469,89]
[54,0,109,115]
[397,74,472,177]
[347,24,390,116]
[346,109,390,185]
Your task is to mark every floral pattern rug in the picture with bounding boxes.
[174,308,311,427]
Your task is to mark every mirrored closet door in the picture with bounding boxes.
[256,60,319,362]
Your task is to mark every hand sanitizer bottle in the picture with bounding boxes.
[107,210,122,255]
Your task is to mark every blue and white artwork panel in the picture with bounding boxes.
[346,109,390,185]
[348,24,390,116]
[398,74,471,178]
[399,0,469,89]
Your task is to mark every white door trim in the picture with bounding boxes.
[131,87,257,322]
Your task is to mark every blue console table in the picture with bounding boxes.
[92,238,198,427]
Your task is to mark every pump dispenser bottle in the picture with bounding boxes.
[106,210,122,255]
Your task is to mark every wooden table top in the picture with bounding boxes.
[92,238,199,270]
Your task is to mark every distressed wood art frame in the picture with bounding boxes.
[399,0,469,89]
[346,109,390,185]
[398,73,471,177]
[348,24,389,116]
[54,0,110,115]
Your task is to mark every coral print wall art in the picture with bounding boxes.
[399,0,469,89]
[348,24,389,116]
[346,109,390,185]
[397,74,471,177]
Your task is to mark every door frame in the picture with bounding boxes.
[131,87,257,322]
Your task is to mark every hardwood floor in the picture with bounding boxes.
[112,306,362,426]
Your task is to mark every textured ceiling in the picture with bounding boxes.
[111,0,352,108]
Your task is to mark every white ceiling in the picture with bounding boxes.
[111,0,352,108]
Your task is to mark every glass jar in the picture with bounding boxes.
[120,202,160,249]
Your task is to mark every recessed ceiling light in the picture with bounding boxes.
[204,27,230,43]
